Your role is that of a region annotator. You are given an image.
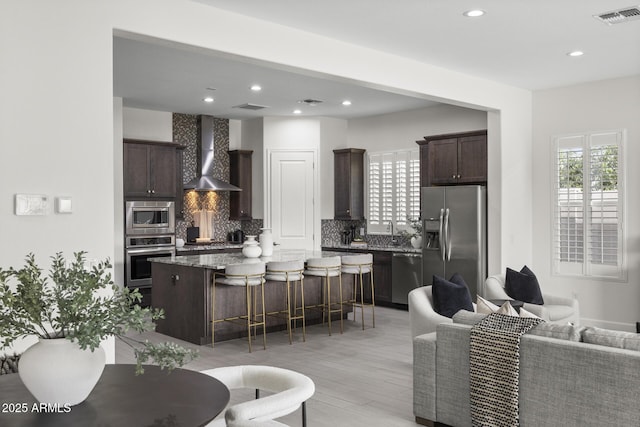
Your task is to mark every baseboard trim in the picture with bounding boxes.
[415,416,451,427]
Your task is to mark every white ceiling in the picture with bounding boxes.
[114,0,640,119]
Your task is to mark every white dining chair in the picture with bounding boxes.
[202,365,315,427]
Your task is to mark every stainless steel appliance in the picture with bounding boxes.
[125,201,176,289]
[392,253,422,305]
[125,234,175,288]
[125,201,175,235]
[421,185,486,298]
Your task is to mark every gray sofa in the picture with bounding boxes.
[413,312,640,427]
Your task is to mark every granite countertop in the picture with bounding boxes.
[322,243,421,254]
[176,242,243,253]
[150,249,353,270]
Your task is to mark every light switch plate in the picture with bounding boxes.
[56,196,73,214]
[15,194,48,215]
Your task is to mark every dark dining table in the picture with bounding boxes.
[0,364,230,427]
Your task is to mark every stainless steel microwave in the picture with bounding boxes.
[125,201,175,235]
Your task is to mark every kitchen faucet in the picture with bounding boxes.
[388,221,398,246]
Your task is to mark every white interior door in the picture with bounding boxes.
[268,150,315,249]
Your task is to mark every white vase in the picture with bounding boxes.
[259,228,273,257]
[19,338,106,406]
[411,236,423,249]
[242,235,262,258]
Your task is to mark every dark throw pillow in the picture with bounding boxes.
[432,273,474,318]
[505,265,544,305]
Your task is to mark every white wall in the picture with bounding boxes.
[532,75,640,330]
[0,0,533,356]
[122,107,173,141]
[347,104,487,151]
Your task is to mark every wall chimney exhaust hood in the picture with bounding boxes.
[184,115,241,192]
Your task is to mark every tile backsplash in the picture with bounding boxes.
[321,219,411,247]
[173,113,262,242]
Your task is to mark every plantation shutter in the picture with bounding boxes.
[553,130,625,279]
[367,150,420,233]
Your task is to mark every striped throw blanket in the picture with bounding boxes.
[469,313,543,427]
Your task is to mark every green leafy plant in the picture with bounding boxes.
[399,216,422,239]
[0,251,197,375]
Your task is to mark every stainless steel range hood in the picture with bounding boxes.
[184,115,241,192]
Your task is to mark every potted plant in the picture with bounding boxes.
[0,251,198,405]
[400,216,423,248]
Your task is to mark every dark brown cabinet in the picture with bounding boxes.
[417,130,487,186]
[322,248,393,306]
[334,148,365,220]
[229,150,253,220]
[124,139,181,199]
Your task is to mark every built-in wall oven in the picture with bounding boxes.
[125,235,175,288]
[125,201,176,289]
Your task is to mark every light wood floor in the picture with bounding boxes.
[115,306,417,426]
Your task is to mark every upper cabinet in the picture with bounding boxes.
[229,150,253,220]
[417,130,487,187]
[334,148,366,220]
[124,139,181,199]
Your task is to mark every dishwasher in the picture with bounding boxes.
[392,253,423,305]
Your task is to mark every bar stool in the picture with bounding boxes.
[212,262,267,352]
[341,253,375,329]
[265,260,306,344]
[304,256,343,335]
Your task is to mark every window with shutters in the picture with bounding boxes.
[552,130,626,280]
[367,150,420,234]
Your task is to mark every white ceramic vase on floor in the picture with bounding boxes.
[18,338,106,406]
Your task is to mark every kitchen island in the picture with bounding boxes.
[150,250,354,345]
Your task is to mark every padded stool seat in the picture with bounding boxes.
[341,253,375,329]
[266,260,306,344]
[212,262,267,352]
[304,256,343,335]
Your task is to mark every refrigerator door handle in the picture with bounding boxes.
[439,208,445,261]
[444,208,452,261]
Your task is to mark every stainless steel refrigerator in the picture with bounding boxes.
[421,185,486,299]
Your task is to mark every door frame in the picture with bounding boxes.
[264,148,320,250]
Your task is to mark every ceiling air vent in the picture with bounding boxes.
[594,5,640,24]
[233,103,269,110]
[298,99,323,106]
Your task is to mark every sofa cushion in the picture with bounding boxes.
[432,273,474,318]
[519,307,542,319]
[452,310,487,325]
[476,296,541,319]
[476,296,499,314]
[582,326,640,351]
[526,323,583,341]
[505,266,544,305]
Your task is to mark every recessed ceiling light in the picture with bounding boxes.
[463,9,485,17]
[203,97,214,103]
[567,50,584,57]
[250,84,262,92]
[293,109,302,115]
[342,100,352,106]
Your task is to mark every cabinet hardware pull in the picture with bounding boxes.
[457,174,461,179]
